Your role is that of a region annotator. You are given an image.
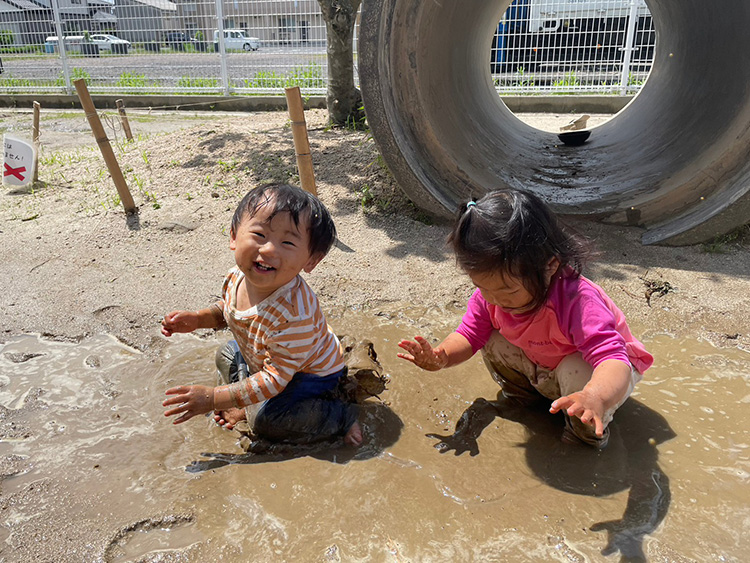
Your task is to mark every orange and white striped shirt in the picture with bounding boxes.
[220,267,345,407]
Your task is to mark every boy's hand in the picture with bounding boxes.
[550,390,606,437]
[161,310,200,337]
[163,385,215,424]
[397,336,449,371]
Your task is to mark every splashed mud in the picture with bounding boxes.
[1,312,749,561]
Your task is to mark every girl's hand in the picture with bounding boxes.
[397,336,449,371]
[550,390,606,437]
[161,310,200,337]
[163,385,215,424]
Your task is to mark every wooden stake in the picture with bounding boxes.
[32,101,40,183]
[74,79,136,213]
[284,86,317,196]
[115,99,134,141]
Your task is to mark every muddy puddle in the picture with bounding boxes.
[1,312,749,561]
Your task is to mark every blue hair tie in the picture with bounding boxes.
[466,201,477,208]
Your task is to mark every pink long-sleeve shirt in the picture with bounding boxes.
[456,274,653,373]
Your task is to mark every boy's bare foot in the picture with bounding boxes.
[344,421,363,447]
[214,407,246,430]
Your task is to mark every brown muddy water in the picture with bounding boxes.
[1,311,749,562]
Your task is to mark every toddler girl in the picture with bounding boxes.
[398,189,653,448]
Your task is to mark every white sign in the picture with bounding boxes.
[3,134,36,187]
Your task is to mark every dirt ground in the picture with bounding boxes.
[1,108,748,352]
[1,107,749,561]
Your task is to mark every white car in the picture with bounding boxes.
[90,34,131,51]
[213,29,260,51]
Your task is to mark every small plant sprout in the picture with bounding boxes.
[218,158,238,172]
[358,183,375,209]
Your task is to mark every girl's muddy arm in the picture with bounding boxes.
[161,302,226,336]
[398,332,474,371]
[549,359,632,436]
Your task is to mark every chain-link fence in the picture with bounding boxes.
[0,0,653,96]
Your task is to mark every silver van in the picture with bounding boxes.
[213,30,260,52]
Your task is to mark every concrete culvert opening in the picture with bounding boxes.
[359,0,750,245]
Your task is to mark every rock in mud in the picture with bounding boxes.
[339,336,389,402]
[84,355,102,368]
[4,352,44,363]
[0,405,32,440]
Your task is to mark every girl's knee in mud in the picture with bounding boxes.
[398,189,653,449]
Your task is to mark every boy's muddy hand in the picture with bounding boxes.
[161,311,199,337]
[550,390,606,437]
[213,407,245,430]
[397,336,449,371]
[163,385,214,424]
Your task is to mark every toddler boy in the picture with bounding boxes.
[162,183,362,447]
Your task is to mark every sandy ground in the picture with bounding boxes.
[1,108,748,352]
[1,108,749,561]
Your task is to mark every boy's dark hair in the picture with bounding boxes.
[448,189,590,312]
[231,183,336,258]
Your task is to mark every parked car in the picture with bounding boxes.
[213,29,260,51]
[165,31,195,51]
[90,34,130,54]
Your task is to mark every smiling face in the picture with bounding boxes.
[230,200,321,305]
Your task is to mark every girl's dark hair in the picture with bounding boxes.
[231,183,336,258]
[448,189,590,312]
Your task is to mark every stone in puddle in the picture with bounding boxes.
[84,355,102,368]
[4,352,44,363]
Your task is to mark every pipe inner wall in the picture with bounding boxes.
[359,0,750,244]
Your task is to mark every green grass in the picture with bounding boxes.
[116,72,149,89]
[242,63,325,90]
[701,224,750,253]
[243,70,286,89]
[217,158,239,172]
[177,76,220,89]
[552,72,581,93]
[54,67,91,87]
[41,112,85,121]
[0,45,42,54]
[514,66,536,88]
[0,74,38,88]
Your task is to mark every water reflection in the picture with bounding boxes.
[428,394,675,562]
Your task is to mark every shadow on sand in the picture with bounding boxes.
[186,401,403,471]
[426,395,675,563]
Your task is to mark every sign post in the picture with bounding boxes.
[3,134,36,189]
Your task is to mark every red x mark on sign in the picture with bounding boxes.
[4,163,26,181]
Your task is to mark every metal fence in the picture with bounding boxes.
[0,0,654,96]
[492,0,655,95]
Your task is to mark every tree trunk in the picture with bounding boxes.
[317,0,366,128]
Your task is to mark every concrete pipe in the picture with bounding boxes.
[359,0,750,245]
